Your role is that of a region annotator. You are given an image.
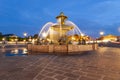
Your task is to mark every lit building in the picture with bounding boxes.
[98,34,117,42]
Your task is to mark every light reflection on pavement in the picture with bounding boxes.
[0,46,120,80]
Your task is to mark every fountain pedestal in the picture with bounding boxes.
[27,44,98,54]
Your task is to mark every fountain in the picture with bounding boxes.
[38,12,84,44]
[28,12,98,54]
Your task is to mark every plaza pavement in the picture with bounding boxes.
[0,46,120,80]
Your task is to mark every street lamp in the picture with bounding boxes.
[100,31,104,36]
[100,31,105,44]
[2,37,5,44]
[2,37,5,41]
[2,37,6,48]
[23,32,27,44]
[23,32,27,37]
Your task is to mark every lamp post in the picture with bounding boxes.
[15,38,18,45]
[42,32,47,44]
[28,36,32,43]
[99,31,105,45]
[23,32,27,44]
[2,37,6,48]
[80,33,85,44]
[2,37,6,44]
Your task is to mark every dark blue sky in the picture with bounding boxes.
[0,0,120,37]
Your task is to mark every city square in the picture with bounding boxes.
[0,0,120,80]
[0,45,120,80]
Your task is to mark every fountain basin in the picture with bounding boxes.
[27,44,98,54]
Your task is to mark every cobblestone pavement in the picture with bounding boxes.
[0,47,120,80]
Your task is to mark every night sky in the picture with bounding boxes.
[0,0,120,37]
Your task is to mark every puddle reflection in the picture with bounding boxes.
[23,48,28,54]
[11,49,19,54]
[5,48,28,56]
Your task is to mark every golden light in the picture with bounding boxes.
[42,32,47,38]
[2,38,5,41]
[72,36,75,40]
[15,39,18,41]
[32,38,37,41]
[32,39,35,44]
[11,39,14,42]
[24,40,26,42]
[28,36,32,42]
[29,38,32,41]
[103,39,110,42]
[47,38,50,41]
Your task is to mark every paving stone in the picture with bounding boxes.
[44,68,55,72]
[54,75,66,80]
[44,72,57,77]
[86,73,103,80]
[42,77,56,80]
[103,76,120,80]
[79,76,97,80]
[64,72,79,79]
[54,70,64,74]
[0,47,120,80]
[40,70,50,75]
[65,77,77,80]
[35,74,46,80]
[72,71,87,77]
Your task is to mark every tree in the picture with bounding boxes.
[33,34,38,38]
[0,32,3,41]
[0,32,2,36]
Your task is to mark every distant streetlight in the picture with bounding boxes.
[2,37,5,41]
[23,32,27,44]
[100,31,104,43]
[23,32,27,37]
[2,37,6,48]
[100,31,104,36]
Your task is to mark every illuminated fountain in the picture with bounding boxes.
[38,12,83,44]
[28,12,98,54]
